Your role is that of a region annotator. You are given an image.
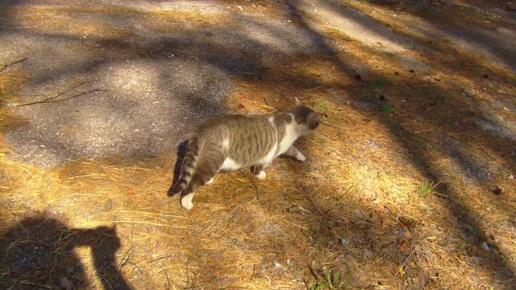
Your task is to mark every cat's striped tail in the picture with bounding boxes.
[168,137,201,196]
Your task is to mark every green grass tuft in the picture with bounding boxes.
[381,103,393,113]
[317,102,331,113]
[373,75,392,88]
[310,270,348,289]
[419,180,438,197]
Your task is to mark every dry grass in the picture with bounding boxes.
[1,2,516,290]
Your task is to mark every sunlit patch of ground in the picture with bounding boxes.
[1,1,515,289]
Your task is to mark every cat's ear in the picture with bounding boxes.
[295,97,303,107]
[308,112,320,130]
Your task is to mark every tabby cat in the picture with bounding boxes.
[168,98,320,210]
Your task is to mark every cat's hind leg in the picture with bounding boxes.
[251,164,267,179]
[181,150,225,210]
[283,145,306,162]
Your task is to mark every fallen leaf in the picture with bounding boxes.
[398,266,405,276]
[59,277,70,289]
[308,172,325,178]
[403,230,412,239]
[491,186,503,195]
[216,277,239,286]
[154,241,165,252]
[481,242,491,251]
[364,249,375,259]
[381,219,391,227]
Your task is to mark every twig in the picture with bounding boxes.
[303,189,342,223]
[0,57,28,73]
[102,277,114,290]
[20,81,84,106]
[303,278,310,290]
[237,71,255,75]
[248,172,271,214]
[277,218,308,229]
[116,210,187,219]
[84,220,188,228]
[18,281,52,289]
[9,88,109,107]
[49,81,86,100]
[400,243,419,272]
[320,204,339,224]
[164,270,171,290]
[119,246,134,272]
[305,86,322,93]
[186,257,191,287]
[308,264,320,281]
[150,254,175,263]
[321,121,342,130]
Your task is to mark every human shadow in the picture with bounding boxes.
[0,215,134,290]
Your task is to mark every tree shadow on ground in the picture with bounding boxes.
[0,214,133,290]
[283,2,516,287]
[1,1,515,288]
[356,0,516,73]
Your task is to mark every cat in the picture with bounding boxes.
[168,98,320,210]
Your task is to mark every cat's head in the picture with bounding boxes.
[291,98,320,135]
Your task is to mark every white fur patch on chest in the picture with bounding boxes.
[221,157,242,171]
[277,115,297,155]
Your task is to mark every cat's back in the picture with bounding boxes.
[196,114,271,135]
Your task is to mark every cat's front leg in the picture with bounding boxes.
[284,145,306,162]
[251,164,267,179]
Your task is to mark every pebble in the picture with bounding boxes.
[481,242,491,251]
[59,277,70,289]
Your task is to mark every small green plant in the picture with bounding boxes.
[373,75,392,88]
[381,103,393,113]
[311,135,326,144]
[310,270,347,289]
[316,102,330,113]
[419,180,438,197]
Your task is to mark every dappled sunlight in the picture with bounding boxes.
[1,0,515,289]
[242,18,326,55]
[290,0,419,54]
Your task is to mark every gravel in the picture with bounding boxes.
[1,1,328,167]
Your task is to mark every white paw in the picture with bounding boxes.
[207,177,214,184]
[296,152,306,162]
[256,171,267,179]
[181,193,194,210]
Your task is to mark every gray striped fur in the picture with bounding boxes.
[168,101,320,210]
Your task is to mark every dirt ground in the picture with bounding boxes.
[1,0,515,289]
